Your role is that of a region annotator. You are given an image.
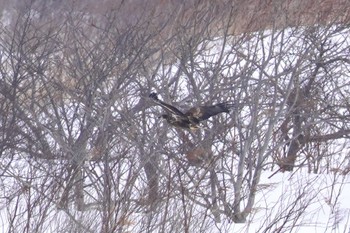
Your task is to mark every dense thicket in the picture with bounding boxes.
[0,1,349,232]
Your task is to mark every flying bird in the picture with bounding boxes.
[149,92,235,130]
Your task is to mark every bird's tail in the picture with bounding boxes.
[216,102,236,113]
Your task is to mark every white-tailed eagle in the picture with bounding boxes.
[149,92,235,130]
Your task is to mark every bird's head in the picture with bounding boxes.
[149,92,159,101]
[189,123,201,131]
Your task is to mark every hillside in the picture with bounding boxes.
[0,1,349,232]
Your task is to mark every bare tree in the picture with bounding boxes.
[0,0,350,233]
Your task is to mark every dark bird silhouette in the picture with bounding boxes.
[149,92,235,130]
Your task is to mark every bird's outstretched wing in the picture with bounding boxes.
[186,102,235,121]
[149,93,186,117]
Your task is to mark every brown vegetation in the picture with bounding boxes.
[0,0,349,232]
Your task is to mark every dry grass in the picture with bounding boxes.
[2,0,349,35]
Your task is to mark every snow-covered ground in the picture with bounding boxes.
[228,171,350,233]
